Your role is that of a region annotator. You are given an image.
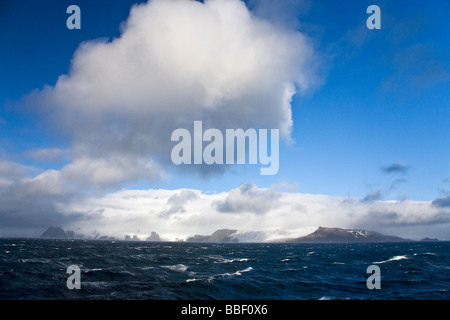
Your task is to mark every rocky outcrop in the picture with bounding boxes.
[124,235,140,241]
[420,237,439,242]
[97,235,117,240]
[146,231,161,241]
[40,227,68,239]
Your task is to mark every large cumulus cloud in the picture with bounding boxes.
[26,0,321,189]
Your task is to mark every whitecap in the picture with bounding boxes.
[83,268,103,273]
[83,281,111,289]
[19,258,48,263]
[208,255,225,262]
[374,255,408,264]
[206,266,254,282]
[218,267,253,277]
[319,296,349,300]
[216,258,249,264]
[414,252,436,256]
[135,266,154,270]
[162,264,188,272]
[237,266,253,274]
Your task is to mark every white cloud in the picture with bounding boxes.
[50,184,449,241]
[23,148,67,161]
[14,169,68,197]
[61,155,165,190]
[0,159,31,188]
[160,189,198,217]
[0,160,84,235]
[26,0,322,187]
[215,182,280,214]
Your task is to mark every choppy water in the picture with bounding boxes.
[0,239,449,300]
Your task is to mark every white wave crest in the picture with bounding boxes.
[162,264,188,272]
[374,255,409,264]
[215,258,249,264]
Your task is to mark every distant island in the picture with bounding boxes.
[420,237,439,242]
[146,231,162,241]
[186,229,238,242]
[286,226,412,243]
[185,227,415,243]
[39,227,161,241]
[40,227,69,239]
[39,226,438,243]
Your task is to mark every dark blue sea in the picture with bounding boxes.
[0,239,449,300]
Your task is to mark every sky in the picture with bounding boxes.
[0,0,449,240]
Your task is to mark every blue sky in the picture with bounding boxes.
[0,0,449,239]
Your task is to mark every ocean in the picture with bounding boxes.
[0,239,449,300]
